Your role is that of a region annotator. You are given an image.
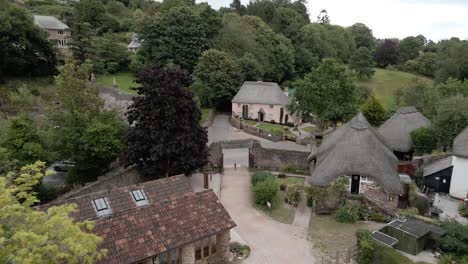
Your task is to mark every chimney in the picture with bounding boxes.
[284,86,289,97]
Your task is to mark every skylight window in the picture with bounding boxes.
[93,198,108,211]
[131,189,146,202]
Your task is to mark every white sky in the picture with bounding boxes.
[198,0,468,41]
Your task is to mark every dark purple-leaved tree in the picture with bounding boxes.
[125,66,208,178]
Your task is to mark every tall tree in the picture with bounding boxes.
[0,162,106,263]
[125,66,208,177]
[347,23,375,51]
[375,39,400,67]
[292,59,358,126]
[361,95,387,127]
[73,0,106,28]
[349,47,375,79]
[192,49,244,111]
[434,95,468,149]
[395,79,439,119]
[0,0,57,79]
[399,35,425,62]
[139,7,211,71]
[238,53,264,81]
[230,0,246,15]
[69,22,95,63]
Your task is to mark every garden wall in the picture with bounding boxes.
[230,116,283,142]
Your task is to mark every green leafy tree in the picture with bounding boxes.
[192,49,244,110]
[270,6,307,39]
[395,79,439,119]
[230,0,246,15]
[125,66,208,177]
[252,177,279,206]
[350,47,375,79]
[347,23,375,51]
[361,95,387,127]
[292,59,358,126]
[434,39,468,83]
[74,0,106,28]
[0,161,106,263]
[0,0,57,78]
[436,78,468,98]
[3,115,48,166]
[238,53,264,81]
[403,52,437,77]
[411,127,437,155]
[49,59,126,177]
[94,36,130,73]
[433,95,468,149]
[69,22,95,63]
[139,7,211,71]
[399,35,426,62]
[440,220,468,257]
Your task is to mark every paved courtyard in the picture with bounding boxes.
[220,168,316,264]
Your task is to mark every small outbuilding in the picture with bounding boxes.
[423,156,453,194]
[376,217,445,255]
[379,106,431,161]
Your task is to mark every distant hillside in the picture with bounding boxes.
[356,68,433,110]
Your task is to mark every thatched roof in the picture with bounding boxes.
[232,81,289,105]
[378,106,431,152]
[453,126,468,158]
[309,113,403,194]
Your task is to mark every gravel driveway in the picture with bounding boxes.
[220,168,316,264]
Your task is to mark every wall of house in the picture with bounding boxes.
[232,102,298,125]
[450,156,468,199]
[46,29,71,49]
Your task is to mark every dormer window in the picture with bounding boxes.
[91,197,112,217]
[130,189,149,206]
[93,197,108,211]
[58,30,64,35]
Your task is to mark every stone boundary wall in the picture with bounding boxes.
[230,116,283,142]
[208,139,309,171]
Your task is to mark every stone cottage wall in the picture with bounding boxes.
[216,231,231,260]
[181,243,195,264]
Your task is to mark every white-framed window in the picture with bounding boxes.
[93,198,108,211]
[57,30,64,35]
[58,39,67,47]
[361,176,374,183]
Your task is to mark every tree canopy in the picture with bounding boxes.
[361,95,387,127]
[349,47,375,79]
[125,66,208,177]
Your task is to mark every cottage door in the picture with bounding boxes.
[350,175,360,194]
[242,105,248,119]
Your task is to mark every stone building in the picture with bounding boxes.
[231,81,301,125]
[33,15,71,50]
[39,175,236,264]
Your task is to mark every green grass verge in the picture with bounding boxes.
[96,71,138,94]
[243,119,258,126]
[200,108,211,124]
[256,191,295,224]
[375,246,430,264]
[278,177,305,186]
[257,123,285,135]
[302,126,317,134]
[355,68,432,109]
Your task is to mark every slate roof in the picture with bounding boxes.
[387,217,444,239]
[95,190,236,264]
[34,15,69,30]
[378,106,431,152]
[453,126,468,158]
[423,156,453,177]
[232,81,290,105]
[308,113,403,194]
[37,175,192,221]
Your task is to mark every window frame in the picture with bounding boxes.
[92,197,108,211]
[131,189,146,202]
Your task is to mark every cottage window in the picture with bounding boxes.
[58,30,64,35]
[361,176,373,183]
[195,236,217,261]
[58,39,67,47]
[92,198,108,211]
[131,189,146,202]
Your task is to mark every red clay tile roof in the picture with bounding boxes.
[94,190,236,264]
[37,175,192,221]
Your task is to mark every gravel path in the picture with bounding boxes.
[220,168,316,264]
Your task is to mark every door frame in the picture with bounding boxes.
[350,175,360,194]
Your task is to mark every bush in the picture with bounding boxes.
[413,195,429,215]
[285,184,302,207]
[280,163,300,174]
[106,62,119,74]
[251,171,275,186]
[335,204,368,223]
[459,203,468,218]
[270,120,275,124]
[306,193,313,207]
[280,183,287,191]
[356,229,374,264]
[252,178,279,206]
[369,212,390,223]
[440,220,468,257]
[411,127,437,155]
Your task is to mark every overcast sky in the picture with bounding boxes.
[198,0,468,41]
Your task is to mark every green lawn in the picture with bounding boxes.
[278,176,305,186]
[96,72,138,94]
[374,246,429,264]
[256,191,296,224]
[302,126,318,134]
[243,119,258,126]
[257,123,285,135]
[355,68,432,109]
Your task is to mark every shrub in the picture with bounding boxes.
[440,220,468,257]
[252,178,279,206]
[356,229,374,264]
[285,184,303,207]
[335,205,360,223]
[251,171,275,186]
[280,163,300,174]
[413,196,429,215]
[280,183,287,191]
[459,203,468,218]
[411,127,437,155]
[270,120,275,124]
[306,193,313,207]
[369,212,390,223]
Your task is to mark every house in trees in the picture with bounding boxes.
[127,33,140,53]
[38,175,236,264]
[33,15,71,50]
[232,81,301,125]
[378,106,431,161]
[423,126,468,199]
[308,113,404,211]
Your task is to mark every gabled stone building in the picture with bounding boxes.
[39,175,236,264]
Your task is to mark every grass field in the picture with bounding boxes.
[243,119,258,126]
[257,123,285,135]
[356,68,432,109]
[278,176,305,186]
[96,72,138,94]
[256,190,296,224]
